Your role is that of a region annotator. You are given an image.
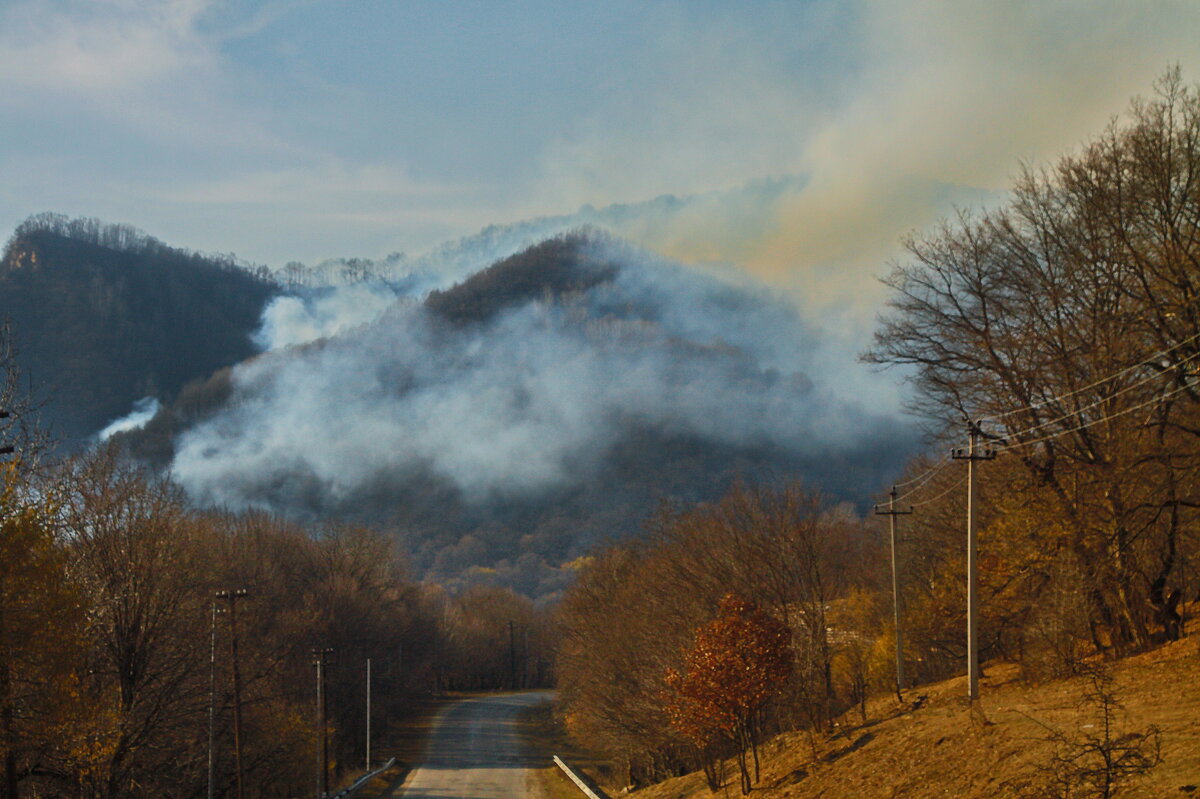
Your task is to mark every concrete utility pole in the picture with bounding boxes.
[874,486,912,701]
[216,589,249,799]
[508,620,517,689]
[952,420,1001,701]
[207,602,218,799]
[313,648,334,799]
[1,411,16,799]
[365,658,372,772]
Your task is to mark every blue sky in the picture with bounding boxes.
[3,0,1200,320]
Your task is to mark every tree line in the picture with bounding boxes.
[866,68,1200,670]
[553,70,1200,794]
[1,218,277,441]
[555,483,887,791]
[5,213,268,280]
[0,344,554,799]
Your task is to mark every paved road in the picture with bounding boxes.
[396,691,554,799]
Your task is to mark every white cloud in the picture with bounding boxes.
[0,0,215,95]
[4,0,1200,297]
[163,160,476,207]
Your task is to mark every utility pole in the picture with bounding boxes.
[508,620,516,689]
[365,658,371,772]
[313,648,333,799]
[216,589,249,799]
[0,415,11,799]
[952,420,1001,701]
[207,601,217,799]
[1,578,15,799]
[1,410,13,799]
[874,486,912,701]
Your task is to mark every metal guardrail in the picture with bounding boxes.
[330,756,397,799]
[553,755,610,799]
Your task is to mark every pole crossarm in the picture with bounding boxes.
[951,420,1006,461]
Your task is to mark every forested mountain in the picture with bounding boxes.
[0,212,914,599]
[114,230,915,599]
[0,213,277,441]
[424,233,619,326]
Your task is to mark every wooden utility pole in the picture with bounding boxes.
[952,421,1000,701]
[216,589,249,799]
[313,649,333,799]
[874,486,912,700]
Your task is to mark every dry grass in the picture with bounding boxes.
[351,763,409,799]
[628,637,1200,799]
[341,695,450,799]
[519,698,622,799]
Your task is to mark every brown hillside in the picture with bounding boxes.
[630,638,1200,799]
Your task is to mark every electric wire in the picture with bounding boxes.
[976,330,1200,425]
[999,377,1198,454]
[891,458,953,506]
[891,451,953,490]
[996,348,1200,441]
[892,376,1196,509]
[908,474,968,509]
[882,334,1200,510]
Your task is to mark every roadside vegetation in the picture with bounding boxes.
[629,636,1199,799]
[553,69,1200,796]
[0,346,555,799]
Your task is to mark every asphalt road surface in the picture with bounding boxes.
[397,691,554,799]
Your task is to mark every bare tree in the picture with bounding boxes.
[866,70,1200,654]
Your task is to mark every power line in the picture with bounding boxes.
[893,452,953,491]
[907,474,968,509]
[998,349,1200,442]
[889,352,1198,506]
[1000,378,1198,454]
[977,330,1200,425]
[883,340,1198,502]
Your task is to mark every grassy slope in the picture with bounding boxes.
[521,698,617,799]
[629,638,1200,799]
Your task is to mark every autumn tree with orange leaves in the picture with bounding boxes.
[665,594,792,795]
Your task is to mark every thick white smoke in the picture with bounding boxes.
[97,397,161,441]
[170,236,911,511]
[254,282,408,350]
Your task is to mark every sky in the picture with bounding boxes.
[3,0,1200,323]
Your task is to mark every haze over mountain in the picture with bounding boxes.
[1,213,918,598]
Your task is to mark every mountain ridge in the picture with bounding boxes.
[0,215,277,441]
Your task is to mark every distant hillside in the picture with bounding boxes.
[425,233,619,326]
[0,213,277,442]
[115,230,917,600]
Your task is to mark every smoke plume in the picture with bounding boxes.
[170,232,912,519]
